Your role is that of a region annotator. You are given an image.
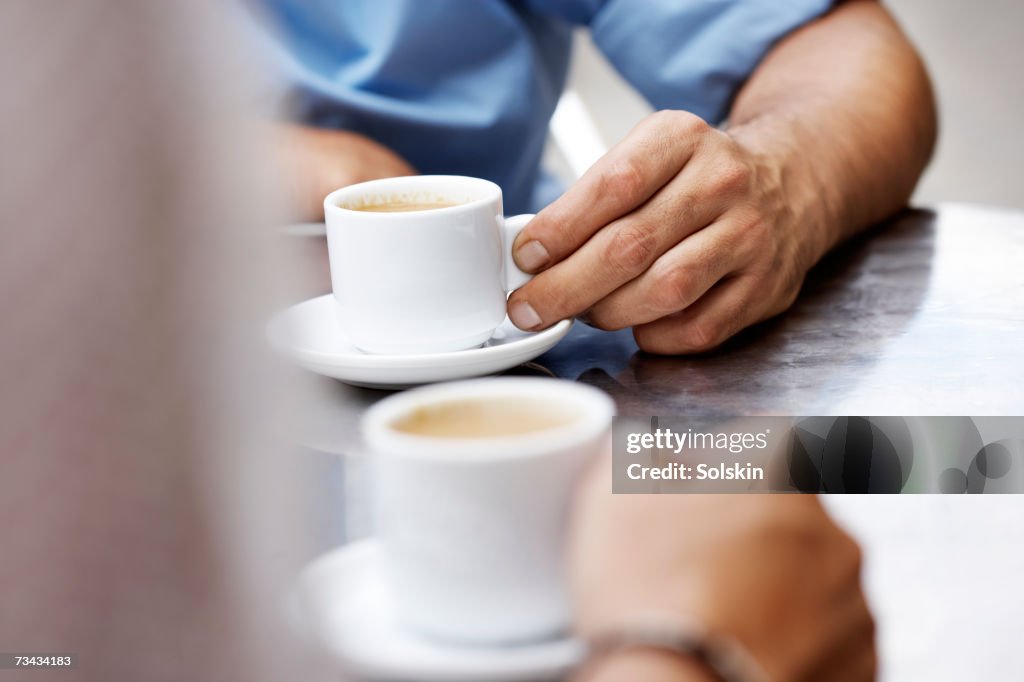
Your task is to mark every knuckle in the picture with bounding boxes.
[683,113,712,136]
[652,265,694,312]
[661,109,710,135]
[761,267,803,315]
[604,225,656,276]
[779,281,801,310]
[709,158,752,195]
[600,159,646,206]
[685,318,726,352]
[647,109,681,129]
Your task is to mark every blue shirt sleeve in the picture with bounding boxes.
[529,0,835,124]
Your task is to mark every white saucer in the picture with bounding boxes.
[268,295,572,388]
[292,540,584,682]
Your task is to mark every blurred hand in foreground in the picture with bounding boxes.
[277,123,416,221]
[568,459,875,682]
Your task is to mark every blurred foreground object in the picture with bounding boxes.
[569,459,875,682]
[0,3,326,681]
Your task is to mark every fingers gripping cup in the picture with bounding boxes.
[324,176,535,355]
[364,378,615,644]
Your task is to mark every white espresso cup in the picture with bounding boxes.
[363,378,615,644]
[324,175,534,355]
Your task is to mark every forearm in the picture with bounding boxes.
[727,0,937,262]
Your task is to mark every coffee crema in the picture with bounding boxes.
[390,397,579,438]
[350,199,462,213]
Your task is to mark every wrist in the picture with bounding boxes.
[728,114,842,269]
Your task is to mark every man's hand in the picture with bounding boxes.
[508,0,935,355]
[508,110,822,355]
[568,460,876,682]
[276,123,416,221]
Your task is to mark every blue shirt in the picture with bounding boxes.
[248,0,833,214]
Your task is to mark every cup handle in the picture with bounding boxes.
[501,213,535,292]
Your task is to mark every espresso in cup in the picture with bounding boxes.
[324,176,536,355]
[391,396,581,438]
[365,378,615,644]
[351,199,462,213]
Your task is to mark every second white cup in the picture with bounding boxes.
[364,378,615,644]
